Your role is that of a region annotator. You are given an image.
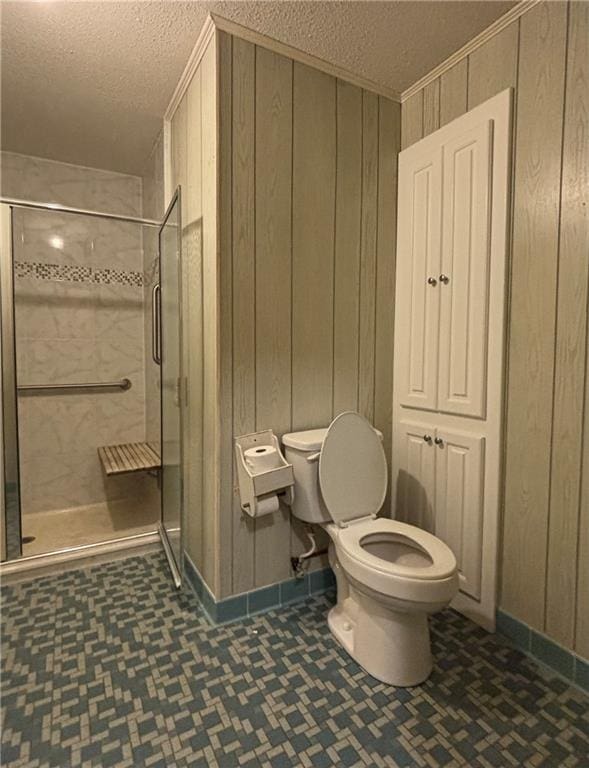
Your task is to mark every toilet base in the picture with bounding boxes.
[328,587,432,687]
[328,604,355,654]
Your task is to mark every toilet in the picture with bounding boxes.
[282,411,458,687]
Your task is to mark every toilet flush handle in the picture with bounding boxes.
[306,451,321,463]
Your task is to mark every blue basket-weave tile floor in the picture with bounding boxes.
[1,552,588,767]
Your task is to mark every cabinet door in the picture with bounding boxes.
[438,120,492,419]
[396,147,442,411]
[394,420,436,532]
[434,428,485,600]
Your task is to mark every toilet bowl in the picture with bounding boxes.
[282,411,458,687]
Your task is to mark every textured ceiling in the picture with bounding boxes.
[0,0,516,176]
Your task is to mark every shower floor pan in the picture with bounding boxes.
[21,497,158,557]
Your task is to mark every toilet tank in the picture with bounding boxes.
[282,423,386,525]
[281,428,332,525]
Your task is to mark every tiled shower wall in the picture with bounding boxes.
[1,151,152,514]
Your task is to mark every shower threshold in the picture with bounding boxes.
[0,530,160,582]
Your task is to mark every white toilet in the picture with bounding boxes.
[282,411,459,687]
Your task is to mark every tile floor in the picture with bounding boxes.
[1,553,588,767]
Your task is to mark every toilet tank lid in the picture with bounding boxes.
[282,425,383,452]
[282,428,328,452]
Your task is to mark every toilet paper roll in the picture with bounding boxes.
[244,445,281,473]
[255,494,280,517]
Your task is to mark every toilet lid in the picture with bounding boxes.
[319,411,388,525]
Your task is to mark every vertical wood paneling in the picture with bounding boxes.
[358,92,379,423]
[171,97,187,197]
[577,329,589,657]
[218,37,400,598]
[576,3,589,659]
[374,98,401,514]
[401,90,423,149]
[547,0,589,647]
[183,71,204,568]
[170,38,219,593]
[186,73,203,222]
[502,1,567,629]
[171,82,192,584]
[219,32,234,598]
[423,79,440,137]
[440,61,468,126]
[292,63,336,430]
[333,80,362,416]
[254,47,293,587]
[231,37,256,593]
[467,22,519,107]
[200,36,219,593]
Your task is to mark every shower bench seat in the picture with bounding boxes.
[98,442,161,476]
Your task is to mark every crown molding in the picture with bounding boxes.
[210,12,402,102]
[164,13,216,121]
[401,0,540,102]
[164,1,539,118]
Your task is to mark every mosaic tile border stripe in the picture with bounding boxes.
[14,260,143,287]
[496,609,589,693]
[184,552,336,624]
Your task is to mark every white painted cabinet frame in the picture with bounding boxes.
[393,88,512,631]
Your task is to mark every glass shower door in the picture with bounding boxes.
[1,204,22,561]
[157,190,183,587]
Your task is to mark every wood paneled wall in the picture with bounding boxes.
[170,37,218,592]
[401,1,589,658]
[218,31,401,598]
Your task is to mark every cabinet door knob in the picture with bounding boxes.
[434,437,444,446]
[427,276,437,286]
[423,434,432,443]
[439,274,450,284]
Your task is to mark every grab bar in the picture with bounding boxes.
[152,282,161,365]
[18,378,132,393]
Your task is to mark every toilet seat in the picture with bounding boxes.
[338,518,456,581]
[332,518,458,604]
[319,412,458,604]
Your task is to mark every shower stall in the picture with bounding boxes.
[0,190,185,586]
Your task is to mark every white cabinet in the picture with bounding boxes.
[438,121,492,419]
[395,420,436,532]
[397,118,492,419]
[392,89,512,631]
[434,428,485,601]
[396,148,442,412]
[395,422,485,602]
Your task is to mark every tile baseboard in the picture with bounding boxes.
[183,553,336,625]
[496,609,588,694]
[182,569,588,695]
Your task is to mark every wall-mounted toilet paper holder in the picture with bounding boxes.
[234,430,294,518]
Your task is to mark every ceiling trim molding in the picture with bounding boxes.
[164,2,539,119]
[164,13,216,121]
[401,0,540,102]
[210,12,402,102]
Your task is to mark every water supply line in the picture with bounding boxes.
[291,525,328,579]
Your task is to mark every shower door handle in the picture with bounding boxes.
[152,283,161,365]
